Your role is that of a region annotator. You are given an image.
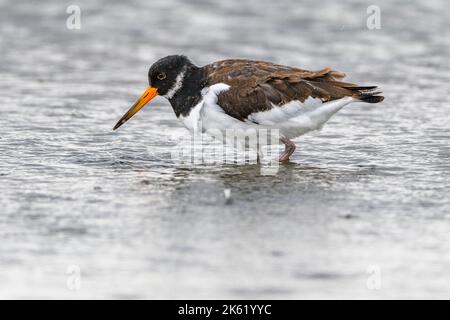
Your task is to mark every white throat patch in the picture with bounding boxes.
[163,68,186,99]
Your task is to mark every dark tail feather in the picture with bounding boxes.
[344,85,378,91]
[359,95,384,103]
[345,85,384,104]
[311,71,384,103]
[310,76,385,103]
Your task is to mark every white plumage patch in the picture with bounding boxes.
[178,83,355,141]
[179,100,204,132]
[179,83,241,133]
[163,68,186,99]
[246,97,323,125]
[274,96,354,138]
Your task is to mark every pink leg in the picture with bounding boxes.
[279,137,296,162]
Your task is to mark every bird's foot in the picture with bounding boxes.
[279,137,296,162]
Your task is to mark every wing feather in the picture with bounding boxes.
[202,59,383,122]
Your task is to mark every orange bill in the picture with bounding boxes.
[113,86,158,130]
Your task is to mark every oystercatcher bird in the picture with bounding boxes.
[113,55,383,161]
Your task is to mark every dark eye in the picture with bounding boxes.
[157,73,166,80]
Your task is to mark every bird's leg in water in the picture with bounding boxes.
[256,148,263,164]
[279,137,296,162]
[256,141,264,164]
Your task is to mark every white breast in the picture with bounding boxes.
[178,100,204,132]
[178,83,251,133]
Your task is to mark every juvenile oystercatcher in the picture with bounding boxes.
[113,55,383,161]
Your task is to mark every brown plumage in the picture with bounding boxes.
[203,59,384,121]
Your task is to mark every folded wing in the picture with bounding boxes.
[203,59,383,124]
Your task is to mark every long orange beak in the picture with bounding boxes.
[113,86,158,130]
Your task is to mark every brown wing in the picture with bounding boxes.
[202,59,382,121]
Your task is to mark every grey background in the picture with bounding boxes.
[0,0,449,298]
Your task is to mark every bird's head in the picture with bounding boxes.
[113,55,193,130]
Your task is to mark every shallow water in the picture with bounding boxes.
[0,0,450,298]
